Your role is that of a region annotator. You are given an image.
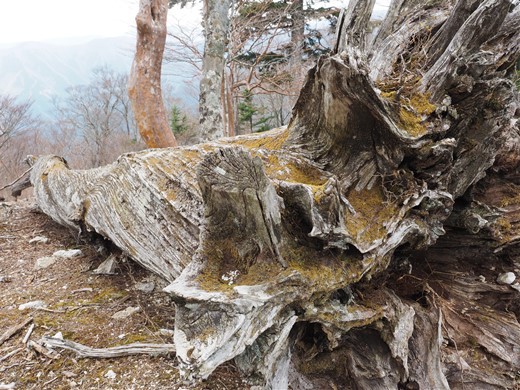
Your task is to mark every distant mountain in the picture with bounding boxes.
[0,36,196,119]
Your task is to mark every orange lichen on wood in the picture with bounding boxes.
[128,0,177,148]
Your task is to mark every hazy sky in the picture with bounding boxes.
[0,0,390,45]
[0,0,143,44]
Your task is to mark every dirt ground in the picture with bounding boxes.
[0,200,247,389]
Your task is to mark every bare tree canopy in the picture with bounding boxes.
[0,95,37,153]
[27,0,520,388]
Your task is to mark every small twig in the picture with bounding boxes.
[22,323,35,344]
[37,304,100,314]
[0,317,33,346]
[42,377,59,387]
[71,288,94,294]
[0,166,33,192]
[41,337,176,359]
[36,308,67,314]
[0,347,22,363]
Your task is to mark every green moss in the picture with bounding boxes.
[91,288,127,304]
[281,241,364,288]
[34,313,60,328]
[121,333,151,345]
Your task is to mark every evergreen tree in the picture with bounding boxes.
[170,105,189,135]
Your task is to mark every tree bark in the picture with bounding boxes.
[28,0,520,388]
[128,0,177,148]
[198,0,231,142]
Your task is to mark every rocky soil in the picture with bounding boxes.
[0,200,247,389]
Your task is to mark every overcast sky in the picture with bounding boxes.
[0,0,390,45]
[0,0,201,45]
[0,0,138,44]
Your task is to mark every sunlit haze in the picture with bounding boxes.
[0,0,145,44]
[0,0,390,46]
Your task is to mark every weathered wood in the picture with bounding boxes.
[334,0,375,54]
[41,337,175,358]
[0,318,32,347]
[27,0,520,388]
[0,164,33,200]
[27,340,59,359]
[0,348,22,363]
[421,0,512,101]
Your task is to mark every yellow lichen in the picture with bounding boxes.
[380,90,436,137]
[231,128,289,151]
[195,240,240,293]
[236,260,282,286]
[499,193,520,207]
[263,154,327,186]
[345,180,400,244]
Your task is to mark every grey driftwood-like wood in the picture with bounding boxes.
[0,318,32,347]
[41,337,176,358]
[28,0,519,388]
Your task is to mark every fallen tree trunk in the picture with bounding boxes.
[29,0,519,388]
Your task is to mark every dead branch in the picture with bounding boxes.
[0,318,33,347]
[21,323,35,344]
[0,348,22,363]
[0,166,33,192]
[27,340,60,359]
[41,337,176,359]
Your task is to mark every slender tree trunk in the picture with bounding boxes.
[128,0,177,148]
[198,0,231,142]
[290,0,305,56]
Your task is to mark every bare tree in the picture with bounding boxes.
[0,95,37,153]
[129,0,177,148]
[53,67,140,167]
[0,95,40,198]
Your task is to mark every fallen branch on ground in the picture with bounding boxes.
[41,337,176,358]
[0,348,22,363]
[27,340,60,359]
[0,318,32,346]
[21,323,35,344]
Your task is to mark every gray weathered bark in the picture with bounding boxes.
[198,0,231,142]
[28,0,520,388]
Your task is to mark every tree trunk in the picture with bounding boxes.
[290,0,305,56]
[29,0,520,388]
[128,0,177,148]
[198,0,231,142]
